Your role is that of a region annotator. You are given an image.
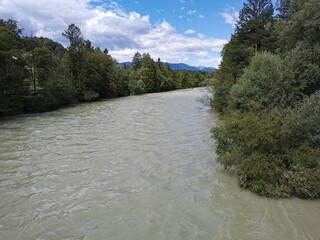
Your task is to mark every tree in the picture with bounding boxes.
[284,42,320,97]
[0,19,28,116]
[212,0,276,113]
[141,53,158,92]
[62,24,85,98]
[158,63,176,91]
[228,52,299,112]
[128,70,147,95]
[62,23,84,50]
[236,0,275,52]
[278,0,320,95]
[33,47,53,89]
[276,0,293,20]
[236,0,274,33]
[75,47,118,101]
[62,23,84,78]
[132,52,142,70]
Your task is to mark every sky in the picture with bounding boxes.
[0,0,246,68]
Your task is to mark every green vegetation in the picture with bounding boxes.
[212,0,320,199]
[0,20,212,117]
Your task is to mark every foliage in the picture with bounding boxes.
[292,91,320,148]
[22,36,65,56]
[0,19,29,116]
[62,24,84,50]
[129,78,147,95]
[284,42,320,96]
[212,0,277,113]
[236,0,275,52]
[0,19,213,118]
[132,52,142,70]
[212,0,320,199]
[213,105,320,199]
[228,52,298,112]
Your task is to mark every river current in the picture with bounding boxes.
[0,88,319,240]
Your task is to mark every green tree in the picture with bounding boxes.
[33,47,53,89]
[0,19,29,116]
[141,53,158,92]
[212,36,252,112]
[128,70,147,95]
[212,0,276,113]
[236,0,275,51]
[115,66,130,96]
[278,0,320,95]
[276,0,293,20]
[62,24,84,49]
[284,42,320,97]
[277,0,319,53]
[228,52,298,112]
[77,47,117,101]
[62,23,85,97]
[132,51,142,70]
[158,63,176,91]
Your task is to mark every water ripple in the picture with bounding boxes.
[0,88,319,240]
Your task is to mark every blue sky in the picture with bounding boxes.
[0,0,247,67]
[109,0,243,39]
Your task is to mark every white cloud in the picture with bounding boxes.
[198,14,205,19]
[195,51,211,59]
[219,8,239,28]
[0,0,227,67]
[187,10,197,16]
[198,57,222,68]
[185,29,195,34]
[197,33,205,39]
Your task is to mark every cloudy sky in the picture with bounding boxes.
[0,0,245,67]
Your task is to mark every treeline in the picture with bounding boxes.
[212,0,320,199]
[0,21,211,116]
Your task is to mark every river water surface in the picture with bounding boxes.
[0,88,319,240]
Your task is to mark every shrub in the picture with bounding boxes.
[229,52,298,112]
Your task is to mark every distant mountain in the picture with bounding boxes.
[118,62,216,73]
[170,63,217,72]
[118,62,133,68]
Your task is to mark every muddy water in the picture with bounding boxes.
[0,88,319,240]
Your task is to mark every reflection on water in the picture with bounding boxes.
[0,88,319,240]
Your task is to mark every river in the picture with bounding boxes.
[0,88,319,240]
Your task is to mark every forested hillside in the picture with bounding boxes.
[0,21,211,116]
[212,0,320,199]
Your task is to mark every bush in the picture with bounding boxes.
[212,102,320,199]
[46,77,77,106]
[23,94,58,112]
[238,153,291,198]
[229,52,299,112]
[292,90,320,148]
[129,78,147,95]
[284,42,320,97]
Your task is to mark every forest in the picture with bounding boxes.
[0,21,211,116]
[212,0,320,199]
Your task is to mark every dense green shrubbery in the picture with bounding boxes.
[23,94,58,112]
[212,0,320,199]
[213,92,320,198]
[228,53,300,111]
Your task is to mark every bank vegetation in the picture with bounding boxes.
[212,0,320,199]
